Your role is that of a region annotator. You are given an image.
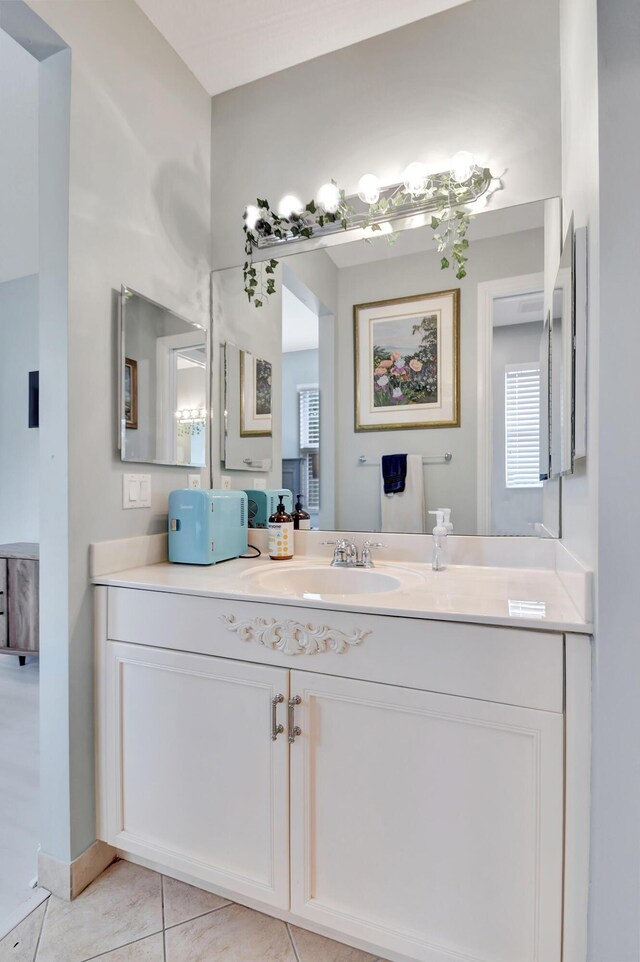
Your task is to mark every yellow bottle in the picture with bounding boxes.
[268,496,294,560]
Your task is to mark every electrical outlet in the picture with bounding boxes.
[188,474,201,489]
[252,478,267,490]
[220,475,232,490]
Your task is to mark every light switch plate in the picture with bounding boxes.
[123,473,151,509]
[252,478,267,490]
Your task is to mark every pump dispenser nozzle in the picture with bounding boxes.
[428,510,448,571]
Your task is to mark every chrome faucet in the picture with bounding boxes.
[322,539,386,568]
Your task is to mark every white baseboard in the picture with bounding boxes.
[38,840,117,901]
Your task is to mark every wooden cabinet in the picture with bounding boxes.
[96,587,566,962]
[0,544,39,664]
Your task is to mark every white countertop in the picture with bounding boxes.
[93,554,592,633]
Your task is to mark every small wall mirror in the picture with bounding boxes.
[222,342,273,471]
[120,287,208,466]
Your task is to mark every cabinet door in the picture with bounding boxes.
[0,559,6,648]
[103,642,290,908]
[289,671,563,962]
[8,559,39,651]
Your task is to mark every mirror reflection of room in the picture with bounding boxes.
[120,288,207,467]
[281,286,320,529]
[214,200,553,537]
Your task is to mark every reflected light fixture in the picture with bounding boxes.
[357,173,380,205]
[451,150,476,184]
[403,161,428,195]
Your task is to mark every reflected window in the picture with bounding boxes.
[504,363,542,489]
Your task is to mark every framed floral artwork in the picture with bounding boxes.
[124,357,138,430]
[240,350,272,437]
[354,289,460,432]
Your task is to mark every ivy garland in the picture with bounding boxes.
[243,169,490,307]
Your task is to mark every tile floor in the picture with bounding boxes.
[0,860,390,962]
[0,656,40,932]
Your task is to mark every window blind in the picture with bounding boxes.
[299,387,320,510]
[504,364,543,489]
[299,388,319,449]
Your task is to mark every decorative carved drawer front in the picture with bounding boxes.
[221,613,370,656]
[106,587,563,711]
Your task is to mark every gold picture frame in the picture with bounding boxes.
[354,289,460,432]
[124,357,138,430]
[240,350,272,437]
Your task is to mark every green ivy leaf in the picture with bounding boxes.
[305,200,317,214]
[431,216,440,229]
[456,268,467,279]
[441,257,450,270]
[341,218,348,230]
[257,198,268,208]
[254,299,263,308]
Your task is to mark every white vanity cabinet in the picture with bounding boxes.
[96,585,568,962]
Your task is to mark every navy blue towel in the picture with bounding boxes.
[381,454,408,495]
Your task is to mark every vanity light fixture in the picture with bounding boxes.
[175,408,206,422]
[242,151,494,307]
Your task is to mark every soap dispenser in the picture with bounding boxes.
[428,509,448,571]
[292,494,311,531]
[268,496,294,560]
[439,508,453,535]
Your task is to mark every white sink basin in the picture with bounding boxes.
[242,563,424,599]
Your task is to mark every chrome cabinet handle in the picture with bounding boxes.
[288,695,302,744]
[271,694,284,741]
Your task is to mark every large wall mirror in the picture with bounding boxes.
[120,287,208,467]
[212,199,563,537]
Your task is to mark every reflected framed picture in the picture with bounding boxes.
[354,289,460,432]
[124,357,138,430]
[240,351,272,437]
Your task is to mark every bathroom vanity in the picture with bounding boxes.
[94,541,591,962]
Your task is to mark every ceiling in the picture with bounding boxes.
[133,0,471,96]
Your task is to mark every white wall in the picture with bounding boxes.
[0,273,39,542]
[312,229,543,533]
[282,349,319,459]
[26,0,212,864]
[561,1,640,958]
[559,0,599,570]
[0,27,39,283]
[210,0,561,270]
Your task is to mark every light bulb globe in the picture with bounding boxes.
[403,162,427,196]
[451,150,475,184]
[244,204,260,230]
[316,182,340,214]
[277,194,303,219]
[357,174,380,205]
